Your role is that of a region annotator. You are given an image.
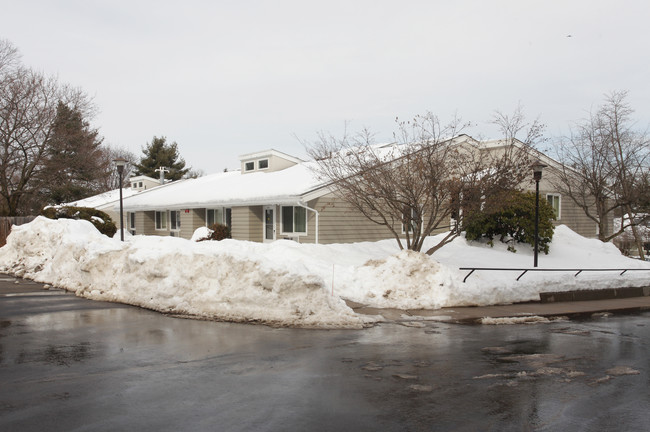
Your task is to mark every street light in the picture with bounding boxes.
[531,160,547,267]
[113,158,128,241]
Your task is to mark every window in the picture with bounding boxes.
[132,183,137,188]
[258,159,269,169]
[128,212,136,234]
[225,208,232,229]
[170,210,181,231]
[206,208,224,226]
[139,182,143,188]
[546,194,561,218]
[402,207,419,234]
[155,211,167,230]
[281,206,307,234]
[245,161,255,171]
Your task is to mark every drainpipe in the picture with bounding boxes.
[297,202,319,244]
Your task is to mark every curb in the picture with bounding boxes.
[540,286,650,303]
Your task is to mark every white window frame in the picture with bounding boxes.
[281,206,307,236]
[206,208,225,227]
[155,211,167,230]
[128,212,136,234]
[170,210,181,231]
[258,158,269,170]
[546,194,561,219]
[224,208,232,230]
[244,161,255,171]
[402,207,420,234]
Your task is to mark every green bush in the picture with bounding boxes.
[41,206,117,238]
[464,191,556,253]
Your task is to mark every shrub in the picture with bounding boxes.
[464,191,556,253]
[204,223,231,241]
[41,206,117,238]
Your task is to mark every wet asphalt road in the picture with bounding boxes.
[1,276,649,432]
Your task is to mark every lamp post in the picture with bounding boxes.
[113,158,128,241]
[531,160,547,267]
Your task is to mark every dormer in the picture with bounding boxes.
[129,175,160,191]
[239,149,303,174]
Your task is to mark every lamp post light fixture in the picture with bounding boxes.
[113,157,128,241]
[531,160,547,267]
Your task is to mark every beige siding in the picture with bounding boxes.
[132,211,148,234]
[102,209,119,224]
[231,206,263,242]
[140,211,157,235]
[267,154,297,172]
[309,194,396,244]
[523,167,603,239]
[541,192,600,238]
[180,209,205,239]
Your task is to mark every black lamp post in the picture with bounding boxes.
[531,160,547,267]
[113,158,128,241]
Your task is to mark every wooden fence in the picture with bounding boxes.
[0,216,37,247]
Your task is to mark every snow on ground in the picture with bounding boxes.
[1,217,649,328]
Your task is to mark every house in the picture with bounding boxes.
[116,137,609,243]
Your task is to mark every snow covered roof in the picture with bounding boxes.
[64,187,140,209]
[116,135,556,212]
[119,162,328,211]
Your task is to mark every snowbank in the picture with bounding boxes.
[1,218,649,328]
[0,217,370,329]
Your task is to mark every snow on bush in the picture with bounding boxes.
[191,226,212,242]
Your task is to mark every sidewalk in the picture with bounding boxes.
[348,294,650,324]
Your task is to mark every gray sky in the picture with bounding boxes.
[2,0,648,174]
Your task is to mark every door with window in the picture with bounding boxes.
[264,206,275,242]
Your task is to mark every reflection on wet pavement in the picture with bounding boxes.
[1,277,649,431]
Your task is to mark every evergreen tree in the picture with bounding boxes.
[134,136,189,181]
[43,102,107,204]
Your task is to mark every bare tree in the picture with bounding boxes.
[100,145,138,190]
[0,39,97,214]
[184,168,206,179]
[492,103,547,150]
[553,91,649,258]
[306,112,535,255]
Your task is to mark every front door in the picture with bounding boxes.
[264,206,275,242]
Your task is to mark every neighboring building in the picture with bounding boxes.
[64,175,165,233]
[116,138,609,243]
[129,175,162,192]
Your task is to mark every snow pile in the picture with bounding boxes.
[0,217,369,329]
[1,218,649,328]
[191,226,212,242]
[345,250,459,309]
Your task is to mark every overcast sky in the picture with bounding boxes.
[2,0,648,174]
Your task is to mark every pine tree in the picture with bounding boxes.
[43,102,107,204]
[134,136,189,181]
